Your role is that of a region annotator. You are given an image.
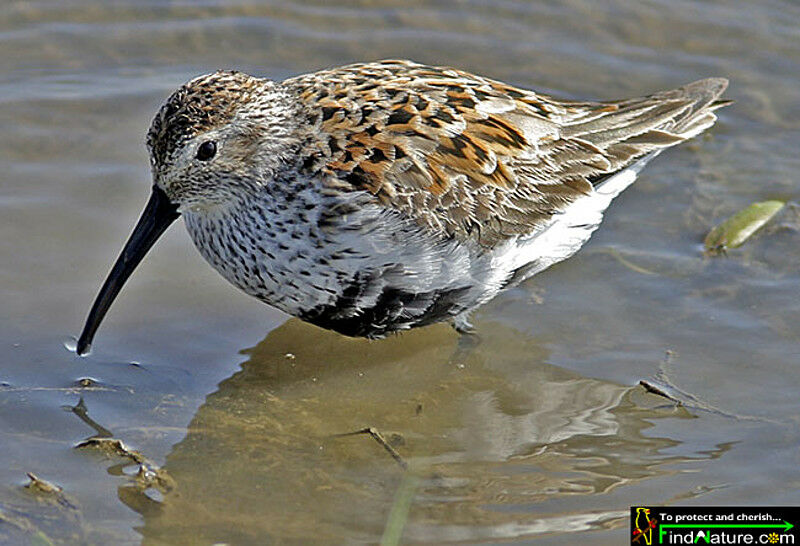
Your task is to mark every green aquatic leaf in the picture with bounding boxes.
[704,200,785,255]
[380,472,421,546]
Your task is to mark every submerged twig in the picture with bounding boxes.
[639,351,780,423]
[75,437,174,492]
[639,380,682,405]
[68,398,174,492]
[24,473,78,511]
[65,398,113,438]
[605,247,658,275]
[331,427,408,470]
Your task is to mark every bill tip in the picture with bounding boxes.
[74,337,91,356]
[64,336,90,356]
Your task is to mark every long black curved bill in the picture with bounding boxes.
[76,186,179,355]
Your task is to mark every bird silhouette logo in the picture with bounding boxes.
[632,507,657,545]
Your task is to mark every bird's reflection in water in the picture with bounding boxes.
[131,319,728,545]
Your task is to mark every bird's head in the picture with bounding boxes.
[148,70,301,211]
[75,71,300,355]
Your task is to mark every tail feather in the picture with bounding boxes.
[559,77,729,176]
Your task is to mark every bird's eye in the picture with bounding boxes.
[196,140,217,161]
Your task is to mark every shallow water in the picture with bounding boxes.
[2,0,799,544]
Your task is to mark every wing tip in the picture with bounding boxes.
[682,77,731,108]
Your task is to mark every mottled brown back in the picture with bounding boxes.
[286,60,729,246]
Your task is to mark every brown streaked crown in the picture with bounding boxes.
[146,70,262,172]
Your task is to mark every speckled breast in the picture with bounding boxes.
[182,186,486,337]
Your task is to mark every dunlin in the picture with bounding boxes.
[76,60,729,355]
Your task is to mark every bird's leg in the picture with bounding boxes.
[451,311,484,359]
[330,427,408,469]
[451,312,474,335]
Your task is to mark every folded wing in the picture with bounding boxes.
[291,60,729,246]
